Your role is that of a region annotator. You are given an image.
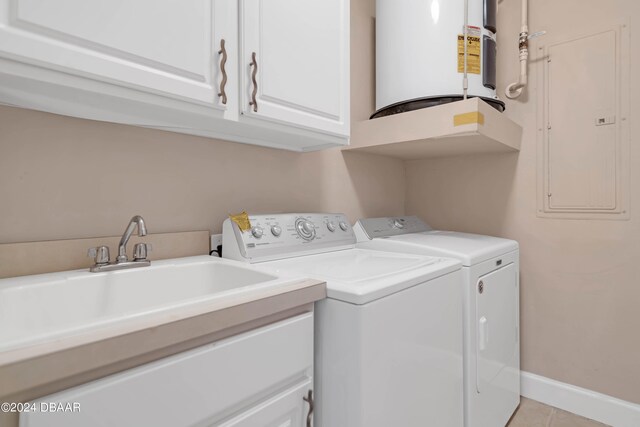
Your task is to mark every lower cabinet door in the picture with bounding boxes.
[19,313,313,427]
[220,380,313,427]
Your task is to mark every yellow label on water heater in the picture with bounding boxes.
[457,34,481,74]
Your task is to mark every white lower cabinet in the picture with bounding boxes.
[20,313,314,427]
[220,380,312,427]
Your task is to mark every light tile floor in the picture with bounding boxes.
[506,398,610,427]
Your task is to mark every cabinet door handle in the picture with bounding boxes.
[303,389,314,427]
[249,52,258,112]
[217,39,228,105]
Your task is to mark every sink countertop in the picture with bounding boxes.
[0,256,325,404]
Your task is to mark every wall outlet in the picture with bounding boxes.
[210,234,222,257]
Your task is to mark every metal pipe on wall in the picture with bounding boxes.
[505,0,529,98]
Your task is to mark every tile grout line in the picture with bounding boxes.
[546,407,556,427]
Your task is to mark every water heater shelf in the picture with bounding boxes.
[344,98,522,160]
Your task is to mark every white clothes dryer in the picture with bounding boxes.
[354,216,520,427]
[223,213,464,427]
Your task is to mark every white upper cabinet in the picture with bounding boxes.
[0,0,349,151]
[240,0,350,137]
[0,0,237,117]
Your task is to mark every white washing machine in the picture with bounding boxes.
[354,216,520,427]
[222,213,464,427]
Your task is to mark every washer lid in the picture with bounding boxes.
[384,231,518,266]
[262,249,460,305]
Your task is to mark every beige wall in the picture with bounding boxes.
[0,0,399,244]
[1,0,637,408]
[0,105,404,243]
[406,0,640,404]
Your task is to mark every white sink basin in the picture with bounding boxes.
[0,256,291,352]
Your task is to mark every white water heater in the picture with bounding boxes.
[374,0,503,118]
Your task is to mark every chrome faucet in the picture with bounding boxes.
[117,215,147,262]
[87,215,152,272]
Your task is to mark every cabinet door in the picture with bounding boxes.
[220,380,313,427]
[0,0,237,114]
[240,0,349,136]
[20,314,314,427]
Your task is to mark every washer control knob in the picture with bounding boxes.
[393,219,404,229]
[295,218,316,241]
[270,225,282,237]
[339,221,349,231]
[251,226,264,239]
[301,221,314,234]
[326,221,336,232]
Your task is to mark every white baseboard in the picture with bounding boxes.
[521,371,640,427]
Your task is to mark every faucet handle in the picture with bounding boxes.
[88,246,110,266]
[133,243,152,261]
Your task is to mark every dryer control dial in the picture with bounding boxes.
[339,221,349,231]
[295,218,316,241]
[326,221,336,232]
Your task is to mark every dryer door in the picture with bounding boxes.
[475,263,519,393]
